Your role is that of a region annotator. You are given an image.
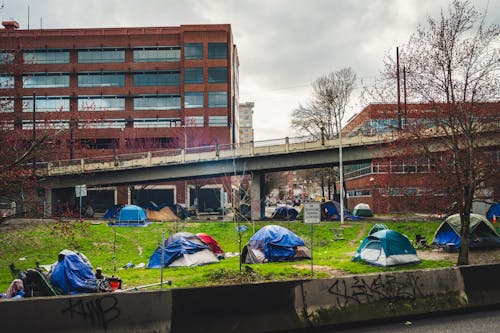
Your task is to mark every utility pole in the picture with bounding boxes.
[403,65,407,128]
[32,92,36,177]
[396,47,401,130]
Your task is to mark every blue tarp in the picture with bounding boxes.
[147,232,209,268]
[433,223,461,249]
[248,225,306,262]
[50,250,97,294]
[486,203,500,221]
[272,206,298,220]
[103,204,124,219]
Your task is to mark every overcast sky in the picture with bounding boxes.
[1,0,498,140]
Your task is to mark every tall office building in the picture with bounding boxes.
[238,101,254,143]
[0,21,239,212]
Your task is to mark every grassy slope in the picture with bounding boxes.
[0,219,451,292]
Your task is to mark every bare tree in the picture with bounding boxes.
[368,0,499,265]
[291,67,357,139]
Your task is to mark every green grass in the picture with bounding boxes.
[0,219,452,292]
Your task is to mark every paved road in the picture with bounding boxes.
[328,308,500,333]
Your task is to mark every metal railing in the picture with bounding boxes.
[38,132,393,177]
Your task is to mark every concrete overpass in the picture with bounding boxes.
[37,133,392,219]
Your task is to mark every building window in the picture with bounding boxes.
[208,43,227,59]
[184,92,204,108]
[23,73,69,88]
[0,97,14,112]
[208,67,227,83]
[0,75,14,88]
[79,138,119,149]
[0,51,14,64]
[78,96,125,111]
[0,120,14,130]
[133,47,180,62]
[185,116,204,127]
[134,118,181,128]
[23,50,69,64]
[184,67,203,84]
[133,71,180,86]
[208,91,227,108]
[22,120,69,130]
[22,96,70,112]
[78,49,125,63]
[184,43,203,60]
[208,115,228,127]
[133,95,181,110]
[78,72,125,87]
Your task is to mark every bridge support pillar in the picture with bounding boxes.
[44,188,53,217]
[250,171,266,220]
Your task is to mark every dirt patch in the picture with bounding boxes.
[418,248,500,265]
[294,264,346,277]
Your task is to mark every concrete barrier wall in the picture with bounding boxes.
[1,264,498,333]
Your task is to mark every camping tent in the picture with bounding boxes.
[320,201,361,221]
[368,223,389,235]
[241,225,311,263]
[353,230,420,267]
[108,205,148,226]
[147,232,219,268]
[432,213,500,249]
[352,203,373,217]
[486,203,500,222]
[49,250,98,294]
[271,205,299,220]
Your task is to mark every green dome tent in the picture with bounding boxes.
[353,230,420,267]
[432,213,500,249]
[368,223,389,235]
[352,203,373,217]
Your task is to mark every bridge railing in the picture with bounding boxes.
[40,132,392,176]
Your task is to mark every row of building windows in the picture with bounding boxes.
[12,115,228,130]
[0,92,228,112]
[0,44,227,65]
[1,68,227,88]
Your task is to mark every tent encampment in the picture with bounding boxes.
[368,223,389,235]
[147,232,219,268]
[241,225,311,263]
[352,203,373,217]
[486,203,500,222]
[271,205,299,220]
[49,250,98,294]
[353,230,420,267]
[432,213,500,249]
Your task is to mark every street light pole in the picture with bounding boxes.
[339,118,344,225]
[32,92,36,177]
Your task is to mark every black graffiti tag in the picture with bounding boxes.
[61,295,120,331]
[328,273,424,307]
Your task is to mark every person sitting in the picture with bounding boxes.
[95,267,105,280]
[1,279,25,299]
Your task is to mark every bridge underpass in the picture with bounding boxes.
[38,134,389,219]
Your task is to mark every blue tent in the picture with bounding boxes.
[241,225,311,263]
[50,250,97,294]
[321,201,361,221]
[108,205,148,226]
[353,230,420,267]
[272,205,298,220]
[486,203,500,221]
[147,232,218,268]
[432,213,500,249]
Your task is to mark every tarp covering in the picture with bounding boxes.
[49,250,97,294]
[241,225,310,263]
[103,204,124,219]
[486,203,500,221]
[353,203,373,217]
[146,206,179,221]
[147,232,219,268]
[272,205,298,220]
[432,213,500,249]
[353,230,420,267]
[196,233,224,255]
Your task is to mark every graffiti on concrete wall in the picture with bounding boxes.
[61,295,120,331]
[327,273,424,307]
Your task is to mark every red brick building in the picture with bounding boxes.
[0,22,239,213]
[342,103,499,214]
